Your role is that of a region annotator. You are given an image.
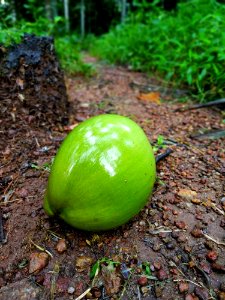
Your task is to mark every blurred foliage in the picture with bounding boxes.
[1,0,225,100]
[92,0,225,101]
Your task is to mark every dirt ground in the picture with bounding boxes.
[0,56,225,300]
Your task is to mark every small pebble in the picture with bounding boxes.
[175,220,186,229]
[206,250,218,262]
[29,252,49,274]
[191,227,203,238]
[56,239,67,254]
[157,269,168,281]
[67,287,75,294]
[179,282,189,293]
[138,276,148,286]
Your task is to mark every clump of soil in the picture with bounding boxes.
[0,54,224,300]
[0,33,69,136]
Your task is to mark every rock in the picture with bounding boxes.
[177,189,197,201]
[67,286,75,294]
[175,220,186,229]
[153,262,161,270]
[56,239,67,254]
[75,256,93,272]
[137,276,148,286]
[195,287,209,300]
[29,252,49,274]
[179,282,189,293]
[0,278,43,300]
[191,227,203,238]
[157,269,168,281]
[206,250,218,262]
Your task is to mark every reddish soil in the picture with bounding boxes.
[0,58,225,300]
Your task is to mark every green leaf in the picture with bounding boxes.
[90,261,100,280]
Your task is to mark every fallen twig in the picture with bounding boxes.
[203,234,225,247]
[29,239,53,258]
[0,209,5,243]
[156,148,173,164]
[74,287,91,300]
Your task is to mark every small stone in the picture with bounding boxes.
[195,287,209,300]
[157,269,168,281]
[16,188,28,198]
[177,189,197,201]
[199,262,211,274]
[206,250,218,262]
[138,276,148,286]
[177,233,187,243]
[166,241,176,250]
[29,252,49,274]
[67,287,75,294]
[179,282,189,293]
[153,242,161,251]
[56,239,67,254]
[175,220,186,229]
[191,227,203,238]
[153,262,161,270]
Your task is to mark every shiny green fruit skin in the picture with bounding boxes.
[44,114,156,231]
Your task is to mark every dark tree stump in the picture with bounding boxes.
[0,34,69,131]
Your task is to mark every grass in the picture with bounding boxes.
[91,0,225,102]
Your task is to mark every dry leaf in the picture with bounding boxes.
[75,256,93,272]
[137,92,161,104]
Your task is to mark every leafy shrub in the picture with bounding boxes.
[92,0,225,101]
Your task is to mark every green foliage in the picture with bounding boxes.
[92,0,225,101]
[55,35,94,76]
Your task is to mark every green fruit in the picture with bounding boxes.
[44,114,156,231]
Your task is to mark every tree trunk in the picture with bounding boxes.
[80,0,85,38]
[64,0,70,32]
[51,0,58,19]
[121,0,127,23]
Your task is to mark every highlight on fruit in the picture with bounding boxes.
[43,114,156,231]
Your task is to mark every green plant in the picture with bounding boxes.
[91,0,225,102]
[153,135,166,153]
[55,35,94,76]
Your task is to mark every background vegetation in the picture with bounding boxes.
[1,0,225,101]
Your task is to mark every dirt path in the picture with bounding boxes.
[0,58,225,300]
